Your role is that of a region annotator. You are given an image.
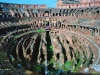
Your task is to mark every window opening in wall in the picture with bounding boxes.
[15,13,17,17]
[56,13,58,16]
[96,11,99,15]
[45,11,49,17]
[59,13,61,16]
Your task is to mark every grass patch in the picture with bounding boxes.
[36,29,45,33]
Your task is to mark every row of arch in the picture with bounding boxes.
[0,6,100,18]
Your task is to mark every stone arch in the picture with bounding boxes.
[15,13,18,17]
[26,9,31,17]
[96,10,99,14]
[33,9,38,17]
[69,9,73,16]
[35,13,38,17]
[62,9,66,16]
[16,9,21,17]
[80,10,84,16]
[17,9,23,18]
[52,13,55,16]
[58,21,61,27]
[32,12,35,17]
[20,8,25,16]
[9,9,15,17]
[45,11,49,16]
[92,29,95,36]
[12,9,19,17]
[59,9,62,16]
[56,13,58,16]
[31,10,35,17]
[23,9,30,17]
[96,11,99,17]
[65,10,68,16]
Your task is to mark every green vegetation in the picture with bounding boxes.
[36,29,45,33]
[54,60,75,72]
[32,64,41,72]
[49,45,53,51]
[0,51,6,59]
[75,59,82,71]
[49,58,55,64]
[11,31,35,42]
[65,60,74,70]
[42,61,45,65]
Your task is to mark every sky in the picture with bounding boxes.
[0,0,57,7]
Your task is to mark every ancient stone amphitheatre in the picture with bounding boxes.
[0,0,100,75]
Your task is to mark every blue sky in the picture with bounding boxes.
[0,0,57,7]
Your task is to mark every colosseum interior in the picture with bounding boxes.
[0,0,100,75]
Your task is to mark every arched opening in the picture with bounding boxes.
[56,13,58,16]
[58,21,61,27]
[35,13,38,17]
[96,11,99,15]
[27,9,31,17]
[15,13,18,17]
[32,12,34,17]
[53,13,55,16]
[59,13,61,16]
[45,11,49,16]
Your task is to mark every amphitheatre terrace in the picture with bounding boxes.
[0,0,100,75]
